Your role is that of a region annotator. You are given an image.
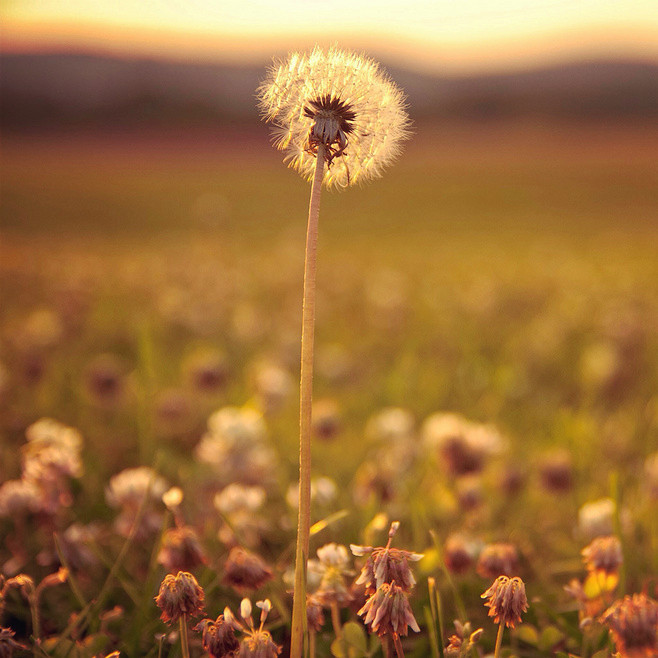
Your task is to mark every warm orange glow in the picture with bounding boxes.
[2,0,658,73]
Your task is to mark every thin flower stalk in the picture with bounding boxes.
[290,144,325,657]
[180,613,191,658]
[259,47,409,658]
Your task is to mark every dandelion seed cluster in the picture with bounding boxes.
[258,46,409,188]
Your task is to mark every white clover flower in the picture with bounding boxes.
[258,46,409,188]
[105,466,168,509]
[214,484,266,514]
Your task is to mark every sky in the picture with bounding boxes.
[2,0,658,73]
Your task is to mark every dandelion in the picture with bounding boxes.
[258,45,409,658]
[259,46,408,188]
[481,575,528,658]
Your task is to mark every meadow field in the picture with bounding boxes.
[1,120,657,657]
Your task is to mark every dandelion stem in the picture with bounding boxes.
[493,623,504,658]
[290,144,326,658]
[179,613,191,658]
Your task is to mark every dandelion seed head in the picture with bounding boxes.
[258,46,409,188]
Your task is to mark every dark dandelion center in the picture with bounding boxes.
[304,94,356,164]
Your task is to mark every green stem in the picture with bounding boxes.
[290,145,326,658]
[494,623,504,658]
[330,601,347,657]
[179,613,190,658]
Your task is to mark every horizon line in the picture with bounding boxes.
[3,18,658,76]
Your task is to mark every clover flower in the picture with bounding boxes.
[476,543,520,580]
[421,412,504,477]
[577,498,616,540]
[600,593,658,658]
[351,521,423,595]
[223,547,273,593]
[0,479,41,517]
[313,543,353,607]
[444,620,483,658]
[358,581,420,638]
[481,575,528,629]
[155,571,205,625]
[232,599,282,657]
[157,526,208,574]
[195,406,277,488]
[258,46,409,188]
[352,522,421,654]
[443,533,481,575]
[582,535,623,577]
[195,614,240,658]
[106,466,168,538]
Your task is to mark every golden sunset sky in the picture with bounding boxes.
[2,0,657,72]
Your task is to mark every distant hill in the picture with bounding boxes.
[2,51,657,129]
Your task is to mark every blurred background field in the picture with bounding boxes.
[2,2,658,655]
